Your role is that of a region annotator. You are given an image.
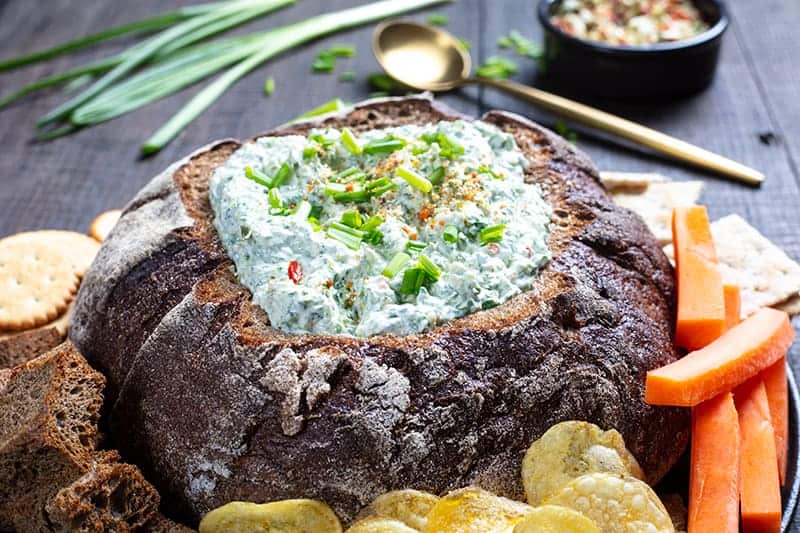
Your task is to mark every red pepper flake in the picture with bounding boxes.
[418,206,432,222]
[325,279,334,288]
[288,260,304,284]
[345,183,354,192]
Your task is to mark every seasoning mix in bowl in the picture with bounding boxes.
[550,0,709,46]
[538,0,728,100]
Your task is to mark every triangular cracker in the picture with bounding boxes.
[665,214,800,317]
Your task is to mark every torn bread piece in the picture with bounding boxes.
[611,181,704,245]
[665,214,800,317]
[599,171,667,193]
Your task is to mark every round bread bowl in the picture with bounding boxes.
[70,95,688,525]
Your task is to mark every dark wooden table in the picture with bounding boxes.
[2,0,800,528]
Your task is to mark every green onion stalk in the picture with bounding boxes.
[0,2,229,72]
[142,0,450,154]
[36,0,295,128]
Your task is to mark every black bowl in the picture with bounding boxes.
[537,0,729,101]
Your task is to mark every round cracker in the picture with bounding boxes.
[0,240,80,331]
[89,209,122,242]
[1,231,100,278]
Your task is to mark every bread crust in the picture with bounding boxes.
[71,95,688,525]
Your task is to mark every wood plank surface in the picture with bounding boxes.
[1,0,800,529]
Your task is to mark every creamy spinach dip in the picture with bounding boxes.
[210,120,551,337]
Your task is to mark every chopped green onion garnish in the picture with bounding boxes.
[361,215,384,231]
[329,45,356,57]
[397,166,432,193]
[476,56,518,80]
[363,228,383,245]
[555,120,578,143]
[308,133,336,147]
[420,132,464,160]
[443,225,459,243]
[312,54,335,73]
[479,224,506,245]
[427,14,448,26]
[365,177,391,190]
[244,166,271,188]
[363,137,406,154]
[264,76,275,96]
[382,252,411,278]
[368,73,401,92]
[340,127,362,155]
[398,267,428,295]
[405,240,427,253]
[477,165,501,180]
[308,216,322,232]
[333,166,361,181]
[329,221,364,238]
[303,146,318,159]
[340,209,363,228]
[309,204,323,220]
[429,166,446,185]
[417,254,441,281]
[362,215,384,245]
[411,144,429,155]
[324,182,348,195]
[268,188,282,208]
[327,226,362,250]
[333,189,370,203]
[369,182,397,197]
[296,99,348,120]
[271,162,292,188]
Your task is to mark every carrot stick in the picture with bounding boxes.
[688,392,740,533]
[723,284,741,331]
[672,206,726,350]
[761,357,789,485]
[646,307,795,407]
[736,378,781,533]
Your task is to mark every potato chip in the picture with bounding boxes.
[362,489,439,530]
[522,421,643,506]
[198,499,342,533]
[512,505,599,533]
[546,474,674,533]
[423,487,533,533]
[346,517,419,533]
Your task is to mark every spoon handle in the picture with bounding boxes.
[475,77,764,185]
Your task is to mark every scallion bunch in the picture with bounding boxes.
[0,0,449,155]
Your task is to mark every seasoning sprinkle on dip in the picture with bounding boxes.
[551,0,709,46]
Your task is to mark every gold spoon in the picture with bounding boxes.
[372,21,764,185]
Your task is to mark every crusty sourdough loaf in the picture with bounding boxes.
[70,95,689,525]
